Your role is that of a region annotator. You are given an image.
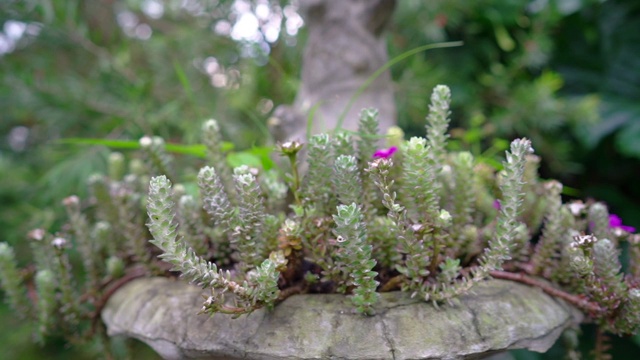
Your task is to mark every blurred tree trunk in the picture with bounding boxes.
[270,0,397,142]
[82,0,120,46]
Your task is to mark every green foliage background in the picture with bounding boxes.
[1,0,639,358]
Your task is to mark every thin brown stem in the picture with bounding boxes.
[593,326,612,360]
[277,282,306,302]
[429,229,441,276]
[87,265,152,336]
[489,270,603,314]
[379,274,403,292]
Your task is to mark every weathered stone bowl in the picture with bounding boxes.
[102,277,582,360]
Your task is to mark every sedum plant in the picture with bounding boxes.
[1,85,639,358]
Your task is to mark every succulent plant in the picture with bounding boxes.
[1,85,638,358]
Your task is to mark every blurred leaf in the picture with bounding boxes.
[226,146,275,170]
[227,152,261,169]
[615,120,640,159]
[57,138,234,156]
[579,97,640,149]
[463,128,482,144]
[58,138,141,149]
[172,60,194,103]
[479,157,503,171]
[38,147,108,201]
[494,25,515,52]
[556,0,583,15]
[560,185,580,197]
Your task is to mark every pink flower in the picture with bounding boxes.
[493,199,502,211]
[373,146,397,159]
[609,214,636,233]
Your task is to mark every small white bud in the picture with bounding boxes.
[439,209,452,222]
[203,119,220,132]
[282,219,299,235]
[571,234,596,248]
[233,165,250,176]
[152,136,165,146]
[52,237,67,249]
[62,195,80,207]
[139,136,152,147]
[567,201,586,216]
[28,228,45,241]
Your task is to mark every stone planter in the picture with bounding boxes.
[102,277,582,360]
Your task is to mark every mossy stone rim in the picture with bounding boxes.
[102,277,582,360]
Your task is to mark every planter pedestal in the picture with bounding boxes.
[102,277,582,360]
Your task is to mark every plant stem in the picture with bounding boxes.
[429,230,441,276]
[489,270,602,314]
[288,153,302,206]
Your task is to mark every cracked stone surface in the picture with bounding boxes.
[102,277,583,360]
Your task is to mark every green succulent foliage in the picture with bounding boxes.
[477,138,533,274]
[146,175,280,315]
[425,84,452,163]
[177,194,210,256]
[139,136,175,180]
[333,203,379,315]
[588,202,613,242]
[333,155,362,208]
[63,195,101,289]
[0,243,29,316]
[302,133,334,214]
[357,109,383,224]
[333,131,355,159]
[202,119,237,205]
[367,157,425,293]
[531,181,565,276]
[615,288,640,335]
[2,1,638,358]
[34,269,57,339]
[449,151,476,252]
[401,137,440,222]
[1,85,639,356]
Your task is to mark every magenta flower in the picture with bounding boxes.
[493,199,502,211]
[373,146,398,159]
[609,214,636,233]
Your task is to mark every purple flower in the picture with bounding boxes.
[493,199,502,211]
[373,146,397,159]
[609,214,636,233]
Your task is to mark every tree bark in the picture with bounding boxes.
[269,0,397,142]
